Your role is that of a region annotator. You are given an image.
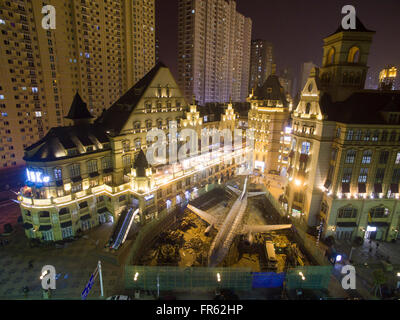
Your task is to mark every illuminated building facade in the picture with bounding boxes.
[247,73,291,175]
[18,63,245,242]
[379,66,398,91]
[249,39,274,93]
[285,20,400,242]
[177,0,252,105]
[0,0,155,171]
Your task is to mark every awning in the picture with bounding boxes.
[23,223,33,230]
[39,225,52,231]
[374,183,382,194]
[336,222,357,227]
[80,214,91,221]
[103,168,113,174]
[358,183,366,194]
[369,222,389,227]
[342,183,350,193]
[60,221,72,228]
[390,184,399,193]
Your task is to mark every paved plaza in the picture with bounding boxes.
[0,204,125,300]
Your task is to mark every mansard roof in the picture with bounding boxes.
[253,75,288,107]
[24,124,110,162]
[96,62,167,135]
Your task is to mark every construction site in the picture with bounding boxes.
[136,180,311,272]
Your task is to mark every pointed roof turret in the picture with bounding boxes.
[65,92,93,120]
[330,16,375,36]
[133,150,150,178]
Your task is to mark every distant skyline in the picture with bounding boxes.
[156,0,400,93]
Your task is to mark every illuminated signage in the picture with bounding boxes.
[26,168,50,184]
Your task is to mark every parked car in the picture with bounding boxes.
[106,295,131,300]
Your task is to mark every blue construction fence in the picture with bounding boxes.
[125,266,334,291]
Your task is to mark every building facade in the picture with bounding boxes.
[285,19,400,243]
[300,62,317,95]
[0,0,155,171]
[177,0,252,105]
[379,66,398,91]
[19,63,246,242]
[248,73,291,176]
[249,39,274,94]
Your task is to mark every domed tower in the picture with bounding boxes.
[319,17,375,102]
[64,92,94,126]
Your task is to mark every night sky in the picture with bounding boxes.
[156,0,400,91]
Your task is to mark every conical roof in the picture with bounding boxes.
[65,92,93,120]
[133,150,150,177]
[330,17,375,36]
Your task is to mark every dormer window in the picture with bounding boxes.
[86,146,93,152]
[67,148,78,157]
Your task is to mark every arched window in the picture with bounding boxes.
[146,120,153,129]
[134,138,141,149]
[133,121,141,130]
[327,48,335,65]
[345,150,356,164]
[59,208,70,215]
[348,47,360,63]
[145,101,152,112]
[157,119,163,129]
[362,150,373,164]
[338,206,357,218]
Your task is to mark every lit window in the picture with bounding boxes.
[396,152,400,164]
